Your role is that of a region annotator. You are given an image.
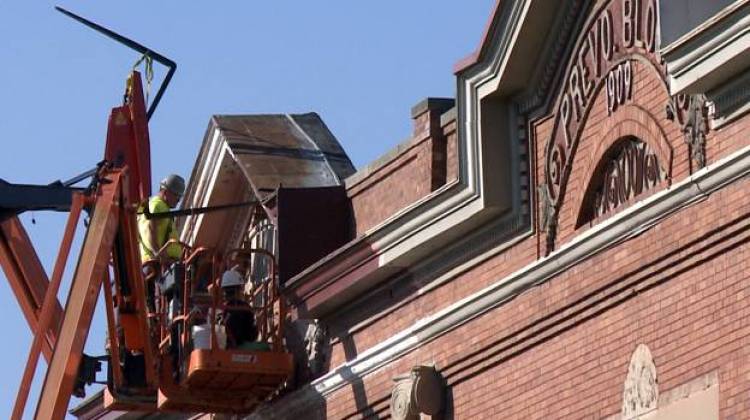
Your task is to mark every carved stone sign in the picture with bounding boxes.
[544,0,660,207]
[540,0,668,252]
[606,61,634,115]
[589,138,661,221]
[622,344,659,419]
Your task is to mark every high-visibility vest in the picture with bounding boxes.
[137,195,182,262]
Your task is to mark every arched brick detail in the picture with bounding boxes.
[573,104,672,228]
[584,104,672,189]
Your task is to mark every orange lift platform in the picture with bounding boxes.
[0,8,293,419]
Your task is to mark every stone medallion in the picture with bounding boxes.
[622,344,658,419]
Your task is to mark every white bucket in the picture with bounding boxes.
[192,324,227,349]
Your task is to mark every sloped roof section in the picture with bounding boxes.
[215,113,355,193]
[179,112,354,250]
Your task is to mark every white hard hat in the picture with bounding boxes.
[221,269,244,288]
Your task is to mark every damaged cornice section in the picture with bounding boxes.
[180,113,355,251]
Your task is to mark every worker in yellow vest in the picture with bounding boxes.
[123,174,186,386]
[138,174,185,315]
[138,174,185,263]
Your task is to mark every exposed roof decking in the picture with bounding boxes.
[215,113,355,194]
[180,113,354,250]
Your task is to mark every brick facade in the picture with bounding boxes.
[313,172,750,419]
[63,2,750,419]
[260,1,750,419]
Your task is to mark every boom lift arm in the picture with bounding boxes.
[6,70,155,419]
[3,6,163,417]
[3,8,293,419]
[0,216,64,362]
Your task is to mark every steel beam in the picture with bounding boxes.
[0,179,83,218]
[55,6,177,122]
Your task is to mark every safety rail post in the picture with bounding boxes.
[176,246,209,373]
[101,269,125,394]
[271,253,281,352]
[141,263,167,355]
[209,251,221,352]
[141,259,164,358]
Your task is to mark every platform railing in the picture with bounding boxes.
[143,243,286,377]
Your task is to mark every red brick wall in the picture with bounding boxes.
[274,6,750,420]
[286,54,750,420]
[534,65,750,254]
[554,61,685,245]
[326,234,539,370]
[346,108,456,236]
[346,138,435,235]
[292,155,750,420]
[710,107,750,166]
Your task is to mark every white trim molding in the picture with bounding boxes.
[662,1,750,95]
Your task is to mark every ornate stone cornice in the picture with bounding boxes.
[517,0,590,115]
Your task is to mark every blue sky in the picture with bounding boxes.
[0,1,495,417]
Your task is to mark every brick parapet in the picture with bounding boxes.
[345,98,456,235]
[534,59,750,254]
[442,108,459,184]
